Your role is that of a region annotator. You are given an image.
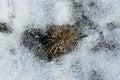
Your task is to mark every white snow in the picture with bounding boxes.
[0,0,120,80]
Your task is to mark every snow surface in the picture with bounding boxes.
[0,0,120,80]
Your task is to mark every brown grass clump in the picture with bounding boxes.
[0,23,11,33]
[22,24,87,61]
[39,24,85,60]
[0,23,5,30]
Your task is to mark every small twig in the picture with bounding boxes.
[8,0,11,22]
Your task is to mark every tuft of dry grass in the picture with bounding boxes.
[0,24,5,29]
[39,24,85,60]
[22,24,87,61]
[0,23,12,33]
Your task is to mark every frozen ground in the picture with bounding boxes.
[0,0,120,80]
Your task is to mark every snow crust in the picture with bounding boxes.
[0,0,120,80]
